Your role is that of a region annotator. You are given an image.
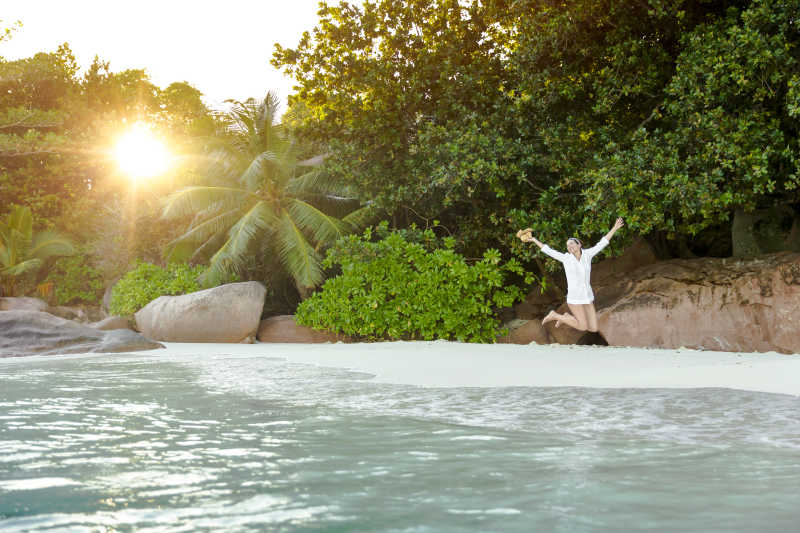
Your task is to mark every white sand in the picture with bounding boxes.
[150,341,800,396]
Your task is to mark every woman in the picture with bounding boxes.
[516,218,624,332]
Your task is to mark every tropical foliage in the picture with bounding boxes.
[296,223,531,342]
[3,0,799,328]
[42,251,105,306]
[0,205,74,296]
[273,0,800,265]
[162,91,373,296]
[109,262,205,316]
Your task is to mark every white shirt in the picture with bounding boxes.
[540,237,609,304]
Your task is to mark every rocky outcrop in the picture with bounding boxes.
[0,297,48,312]
[1,298,106,323]
[257,315,347,343]
[90,316,131,331]
[512,239,799,353]
[135,281,267,343]
[46,305,88,322]
[496,319,550,344]
[0,310,163,357]
[596,252,800,354]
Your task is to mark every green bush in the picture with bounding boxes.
[109,262,205,316]
[44,252,105,306]
[296,224,532,342]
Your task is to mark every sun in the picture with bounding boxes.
[115,123,170,179]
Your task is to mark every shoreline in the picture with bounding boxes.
[145,341,800,396]
[2,341,798,396]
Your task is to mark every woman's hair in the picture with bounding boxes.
[567,237,582,248]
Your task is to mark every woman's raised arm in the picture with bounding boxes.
[604,217,625,242]
[517,228,567,262]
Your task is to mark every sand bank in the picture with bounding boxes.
[153,341,800,396]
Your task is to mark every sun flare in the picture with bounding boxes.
[115,124,170,179]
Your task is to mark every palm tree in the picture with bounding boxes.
[162,91,372,297]
[0,205,75,296]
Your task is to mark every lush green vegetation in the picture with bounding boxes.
[43,252,104,306]
[3,0,800,341]
[296,223,530,342]
[0,35,220,299]
[0,206,74,296]
[162,92,373,296]
[273,0,800,262]
[109,262,205,316]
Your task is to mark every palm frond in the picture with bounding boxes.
[298,194,361,219]
[165,207,242,251]
[276,211,323,290]
[288,199,350,246]
[342,204,381,232]
[1,258,42,277]
[190,233,229,263]
[204,201,279,277]
[7,206,33,237]
[7,228,32,264]
[286,168,360,200]
[201,146,249,183]
[30,232,75,260]
[239,151,281,191]
[162,186,251,219]
[258,91,282,137]
[225,98,259,137]
[0,224,10,253]
[0,245,10,269]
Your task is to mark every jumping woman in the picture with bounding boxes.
[516,218,624,332]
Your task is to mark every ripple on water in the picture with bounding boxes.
[0,352,799,533]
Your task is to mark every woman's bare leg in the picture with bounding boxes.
[542,310,559,325]
[543,305,588,331]
[563,304,589,331]
[584,303,599,332]
[553,312,573,328]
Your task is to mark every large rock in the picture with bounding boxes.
[513,283,563,321]
[90,316,131,331]
[596,252,800,353]
[135,282,267,343]
[0,297,48,312]
[46,305,106,323]
[257,315,347,343]
[46,305,88,322]
[0,310,163,357]
[497,319,550,344]
[591,237,659,299]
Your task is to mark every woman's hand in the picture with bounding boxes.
[604,217,624,241]
[516,228,534,242]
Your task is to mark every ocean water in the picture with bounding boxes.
[1,350,799,532]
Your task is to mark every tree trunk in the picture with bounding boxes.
[732,208,762,258]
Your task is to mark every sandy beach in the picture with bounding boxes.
[145,341,800,396]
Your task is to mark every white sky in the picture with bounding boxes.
[1,0,323,111]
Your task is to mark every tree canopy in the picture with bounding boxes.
[273,0,800,264]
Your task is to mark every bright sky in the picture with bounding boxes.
[1,0,323,111]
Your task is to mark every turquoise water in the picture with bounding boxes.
[1,350,799,532]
